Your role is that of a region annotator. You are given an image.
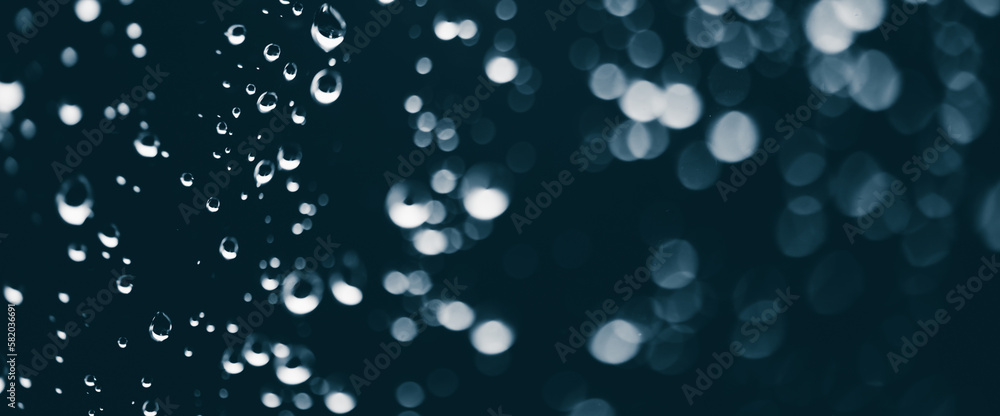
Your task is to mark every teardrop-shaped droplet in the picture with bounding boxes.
[257,91,278,113]
[224,24,246,45]
[278,144,302,171]
[220,237,239,260]
[149,312,172,342]
[254,160,275,187]
[117,336,128,348]
[232,106,241,118]
[116,274,134,294]
[311,4,346,52]
[180,172,194,187]
[310,69,342,105]
[97,223,120,248]
[263,43,281,62]
[283,62,297,81]
[56,175,94,226]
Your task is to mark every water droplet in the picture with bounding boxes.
[263,43,281,62]
[278,145,302,170]
[68,243,87,262]
[56,175,94,226]
[141,376,152,388]
[232,106,241,118]
[222,347,245,374]
[257,91,278,113]
[220,237,239,260]
[97,223,120,248]
[291,107,306,125]
[149,312,172,342]
[117,336,128,348]
[311,4,347,52]
[246,84,257,95]
[116,274,134,294]
[283,62,298,81]
[180,172,194,187]
[224,24,246,45]
[133,132,160,158]
[84,374,96,387]
[184,347,193,357]
[310,69,342,105]
[292,2,303,15]
[254,160,275,187]
[142,400,158,416]
[216,121,228,134]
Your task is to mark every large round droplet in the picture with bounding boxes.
[149,312,172,342]
[311,4,347,52]
[220,237,239,260]
[224,24,246,45]
[257,91,278,113]
[310,69,342,105]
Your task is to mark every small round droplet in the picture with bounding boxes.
[149,312,172,342]
[117,336,128,348]
[207,197,221,212]
[278,144,302,170]
[84,374,96,387]
[220,237,239,260]
[246,84,257,95]
[283,62,297,81]
[141,376,152,388]
[216,121,228,135]
[224,24,246,45]
[292,2,303,15]
[180,173,194,187]
[254,160,275,187]
[263,43,281,62]
[116,274,134,294]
